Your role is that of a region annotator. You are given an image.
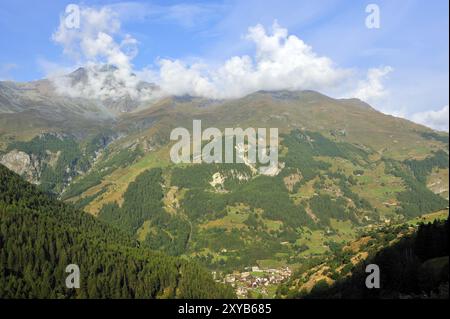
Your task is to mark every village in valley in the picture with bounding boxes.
[214,266,293,298]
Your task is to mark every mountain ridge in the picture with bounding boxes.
[0,68,448,298]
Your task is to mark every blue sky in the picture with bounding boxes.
[0,0,449,130]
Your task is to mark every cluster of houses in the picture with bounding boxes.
[217,266,292,298]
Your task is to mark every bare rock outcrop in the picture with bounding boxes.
[0,150,41,184]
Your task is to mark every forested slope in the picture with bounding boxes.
[0,164,235,299]
[302,218,449,299]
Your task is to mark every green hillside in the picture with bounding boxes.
[288,217,449,299]
[1,89,448,298]
[0,164,235,298]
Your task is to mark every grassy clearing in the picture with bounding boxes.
[316,156,358,176]
[290,177,318,204]
[427,168,449,199]
[296,219,357,256]
[200,207,249,231]
[257,259,285,269]
[296,230,329,255]
[329,219,355,237]
[408,210,449,225]
[263,219,283,232]
[136,220,152,242]
[84,147,171,215]
[351,162,405,215]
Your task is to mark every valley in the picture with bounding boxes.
[1,73,449,299]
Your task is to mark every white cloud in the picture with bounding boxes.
[350,66,393,104]
[51,6,151,101]
[155,22,352,99]
[410,105,449,132]
[48,5,397,108]
[52,7,122,64]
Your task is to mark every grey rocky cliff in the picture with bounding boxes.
[0,150,41,184]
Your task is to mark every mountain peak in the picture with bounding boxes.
[50,65,160,112]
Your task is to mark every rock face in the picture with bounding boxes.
[0,150,41,183]
[210,172,226,188]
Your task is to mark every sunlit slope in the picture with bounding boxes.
[64,90,448,216]
[58,95,448,278]
[4,87,446,280]
[117,90,448,160]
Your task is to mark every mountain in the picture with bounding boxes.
[62,66,159,113]
[0,69,448,298]
[115,89,447,160]
[0,79,112,146]
[0,65,158,145]
[283,217,448,299]
[0,164,235,298]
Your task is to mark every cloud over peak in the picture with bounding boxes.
[51,5,152,101]
[47,5,394,107]
[155,22,351,99]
